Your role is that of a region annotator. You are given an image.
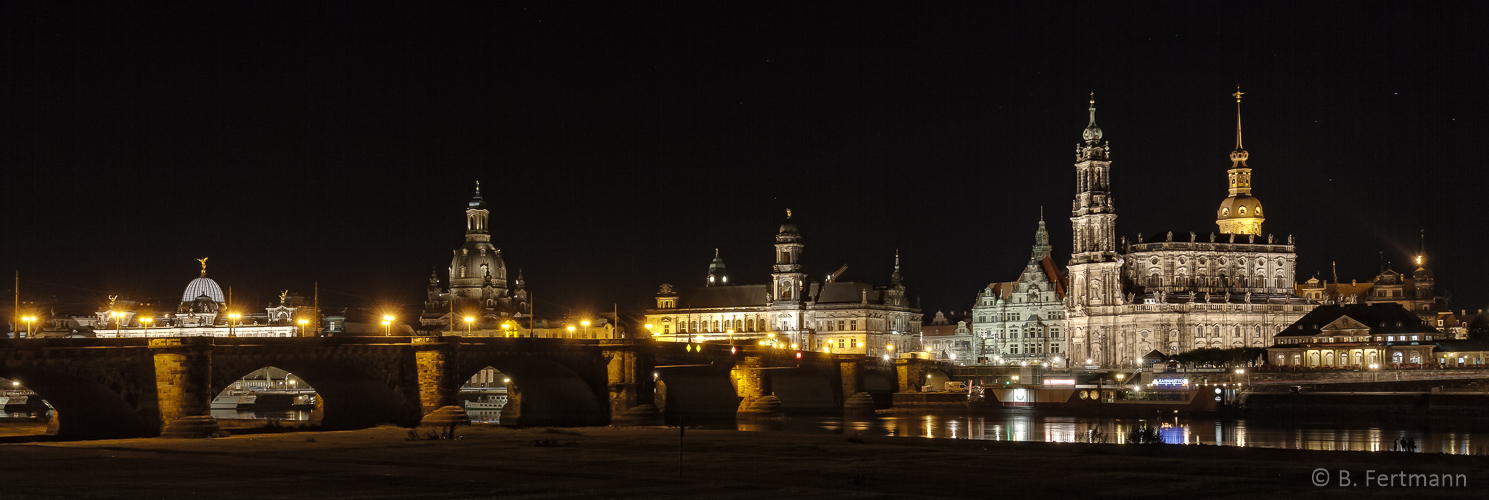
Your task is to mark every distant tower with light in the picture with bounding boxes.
[706,248,728,286]
[1216,87,1265,235]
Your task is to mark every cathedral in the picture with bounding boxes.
[1064,91,1316,367]
[645,211,923,356]
[420,182,532,331]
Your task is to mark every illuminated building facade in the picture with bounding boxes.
[1267,303,1442,368]
[1297,235,1464,338]
[645,211,922,356]
[970,216,1069,365]
[92,261,304,338]
[420,182,532,333]
[1065,92,1314,367]
[921,311,972,362]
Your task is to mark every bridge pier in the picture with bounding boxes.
[150,338,219,438]
[733,355,782,418]
[838,355,875,414]
[413,337,463,427]
[896,358,920,393]
[604,341,661,425]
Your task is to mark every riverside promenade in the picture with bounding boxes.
[0,424,1484,498]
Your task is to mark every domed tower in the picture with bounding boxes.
[771,209,806,302]
[1216,87,1265,235]
[706,248,729,286]
[449,181,507,300]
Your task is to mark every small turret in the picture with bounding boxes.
[706,248,729,286]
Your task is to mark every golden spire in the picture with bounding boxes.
[197,257,209,277]
[1232,85,1245,151]
[786,208,792,218]
[1228,86,1248,167]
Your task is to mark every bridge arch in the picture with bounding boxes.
[211,353,420,430]
[452,354,607,426]
[0,364,157,439]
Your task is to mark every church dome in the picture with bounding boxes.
[1216,195,1263,220]
[182,276,225,303]
[450,240,507,289]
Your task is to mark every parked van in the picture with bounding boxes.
[944,381,967,392]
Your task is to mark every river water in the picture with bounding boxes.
[738,411,1488,455]
[217,408,1486,455]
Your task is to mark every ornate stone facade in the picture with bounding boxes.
[1064,94,1315,367]
[420,182,531,331]
[645,211,922,356]
[971,216,1069,365]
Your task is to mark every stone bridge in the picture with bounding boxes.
[0,336,953,439]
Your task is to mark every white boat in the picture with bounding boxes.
[464,394,507,410]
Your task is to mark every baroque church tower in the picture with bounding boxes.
[1068,95,1122,312]
[1216,87,1265,235]
[771,210,806,303]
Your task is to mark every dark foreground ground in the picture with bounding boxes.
[0,422,1484,499]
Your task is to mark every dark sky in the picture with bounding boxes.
[4,2,1487,323]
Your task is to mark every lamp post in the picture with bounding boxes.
[140,317,153,337]
[110,311,125,336]
[644,324,652,340]
[228,312,241,337]
[383,315,395,336]
[465,316,474,335]
[582,320,590,339]
[567,325,576,339]
[297,318,308,337]
[21,315,35,339]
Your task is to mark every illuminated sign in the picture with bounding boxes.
[1043,378,1076,385]
[1153,377,1189,387]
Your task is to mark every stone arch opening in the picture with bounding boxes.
[654,364,738,425]
[924,369,951,391]
[211,367,318,425]
[460,366,511,423]
[211,359,418,431]
[454,356,606,427]
[0,368,155,440]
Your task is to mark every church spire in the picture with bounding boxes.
[1229,85,1249,167]
[1216,87,1264,236]
[1082,92,1103,144]
[891,249,903,286]
[1032,210,1052,261]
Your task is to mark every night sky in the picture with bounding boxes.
[4,2,1487,323]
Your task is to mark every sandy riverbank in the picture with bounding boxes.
[0,423,1484,498]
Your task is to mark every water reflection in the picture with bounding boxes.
[210,409,312,421]
[745,411,1487,455]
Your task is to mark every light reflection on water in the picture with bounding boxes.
[211,409,313,421]
[741,412,1488,455]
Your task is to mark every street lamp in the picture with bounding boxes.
[502,321,512,337]
[383,315,395,336]
[228,312,241,337]
[465,316,474,335]
[21,315,36,339]
[297,318,309,337]
[581,320,590,339]
[567,325,576,339]
[140,317,153,336]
